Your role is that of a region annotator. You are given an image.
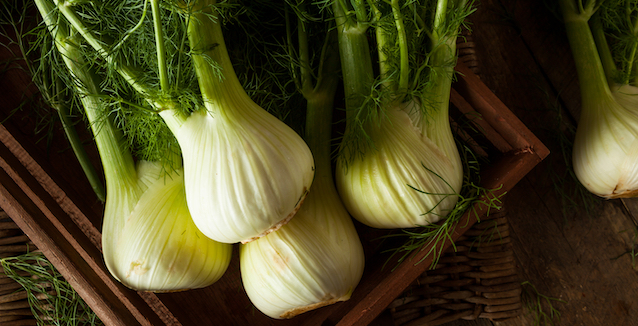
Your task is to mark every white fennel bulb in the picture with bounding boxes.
[159,1,315,244]
[104,162,232,291]
[331,2,466,229]
[559,2,638,199]
[240,85,364,319]
[160,106,314,244]
[239,20,364,316]
[240,175,365,319]
[336,100,463,228]
[572,84,638,198]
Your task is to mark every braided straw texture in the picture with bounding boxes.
[0,211,43,326]
[388,208,522,326]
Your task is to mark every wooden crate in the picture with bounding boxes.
[0,38,549,326]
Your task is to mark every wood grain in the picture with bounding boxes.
[436,0,638,325]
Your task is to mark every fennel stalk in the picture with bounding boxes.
[330,0,472,228]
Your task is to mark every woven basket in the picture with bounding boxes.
[457,30,480,76]
[0,211,45,326]
[388,208,522,326]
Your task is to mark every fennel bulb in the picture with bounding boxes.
[159,103,314,245]
[560,0,638,198]
[332,1,467,228]
[34,0,232,291]
[336,100,463,228]
[104,162,232,291]
[160,2,315,243]
[572,84,638,198]
[240,174,365,318]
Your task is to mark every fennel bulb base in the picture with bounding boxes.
[160,108,315,244]
[239,188,308,244]
[279,293,351,319]
[603,188,638,199]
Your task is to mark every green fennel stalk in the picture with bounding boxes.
[328,0,472,228]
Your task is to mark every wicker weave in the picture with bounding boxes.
[457,29,480,76]
[0,211,43,326]
[388,208,522,326]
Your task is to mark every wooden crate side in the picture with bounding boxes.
[454,63,550,160]
[450,88,512,153]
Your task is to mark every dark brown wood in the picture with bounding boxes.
[454,63,550,160]
[439,0,638,325]
[451,88,511,153]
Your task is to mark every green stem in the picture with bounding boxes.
[433,0,449,36]
[75,86,138,194]
[590,13,617,87]
[560,2,613,106]
[371,3,392,90]
[304,46,340,191]
[36,31,106,201]
[351,0,369,24]
[305,93,336,187]
[52,78,106,202]
[297,12,313,95]
[391,0,409,94]
[427,0,459,137]
[151,0,170,93]
[184,0,249,116]
[54,0,166,108]
[37,0,141,266]
[332,2,374,115]
[423,36,458,158]
[35,0,137,191]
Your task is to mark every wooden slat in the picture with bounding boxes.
[454,63,550,160]
[451,88,512,153]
